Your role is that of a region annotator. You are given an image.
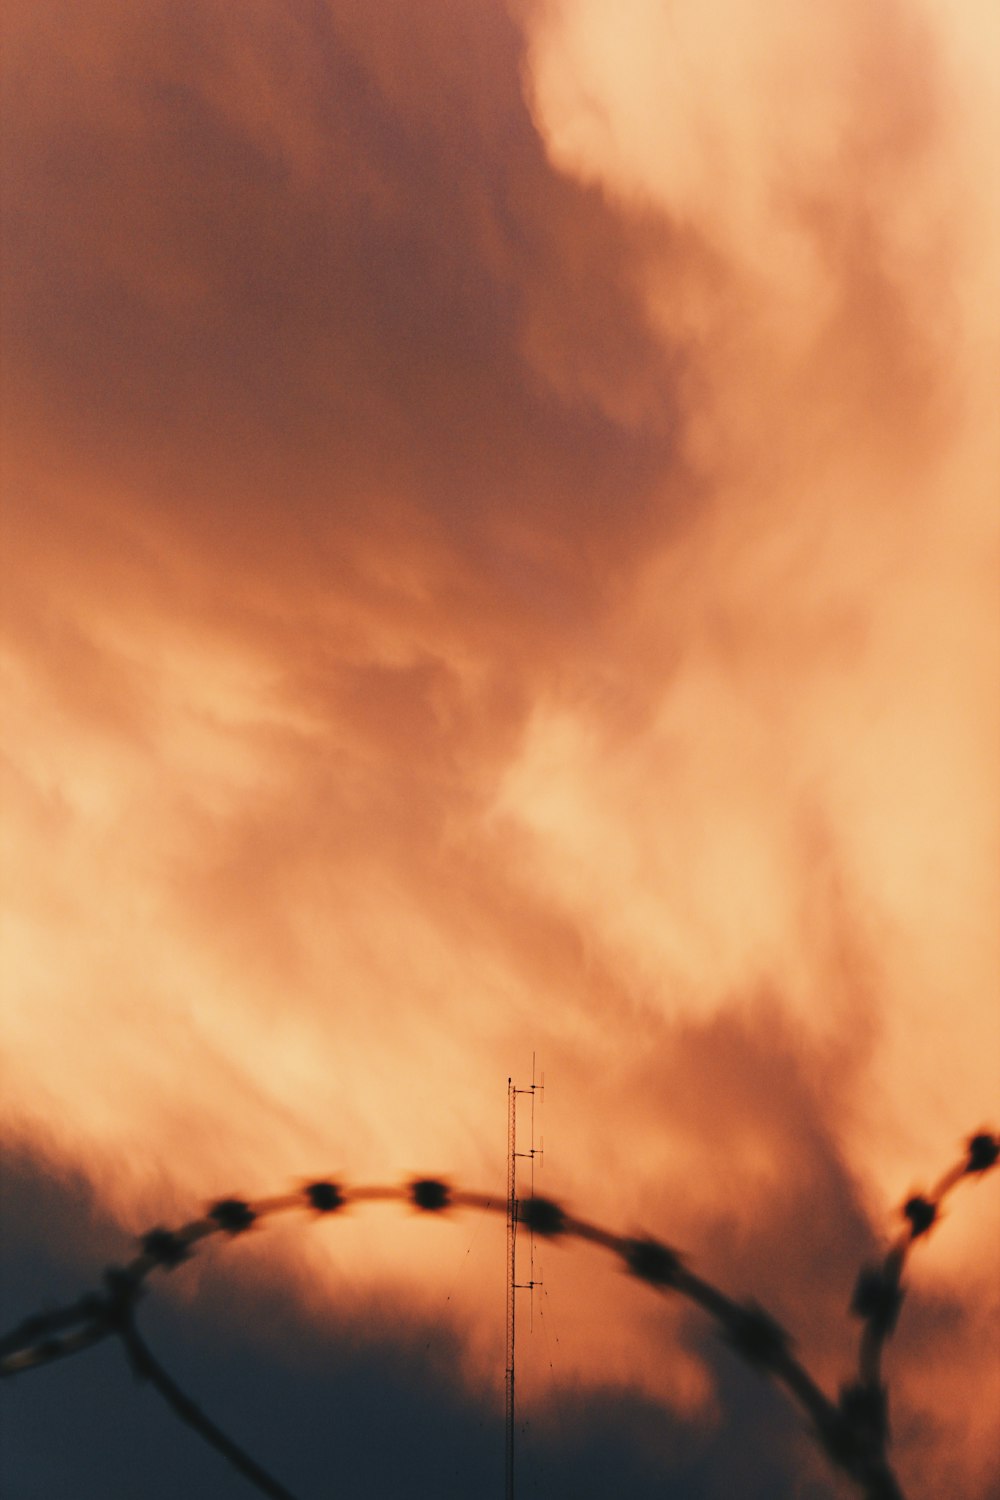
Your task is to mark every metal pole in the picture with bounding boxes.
[505,1078,517,1500]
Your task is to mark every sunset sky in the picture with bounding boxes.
[1,2,998,1497]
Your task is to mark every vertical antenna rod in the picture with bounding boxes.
[505,1078,517,1500]
[505,1062,544,1500]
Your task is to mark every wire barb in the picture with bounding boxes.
[410,1178,450,1211]
[966,1133,999,1174]
[517,1196,565,1237]
[622,1236,684,1288]
[140,1227,191,1269]
[210,1199,257,1235]
[304,1182,343,1214]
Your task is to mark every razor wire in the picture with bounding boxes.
[2,1131,997,1500]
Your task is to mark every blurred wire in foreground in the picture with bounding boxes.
[2,1133,997,1500]
[118,1294,297,1500]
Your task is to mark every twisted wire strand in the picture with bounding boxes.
[118,1301,298,1500]
[844,1129,1000,1479]
[2,1133,996,1500]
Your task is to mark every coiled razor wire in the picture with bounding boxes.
[2,1131,997,1500]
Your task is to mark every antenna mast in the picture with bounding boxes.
[505,1057,543,1500]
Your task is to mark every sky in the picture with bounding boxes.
[1,1,998,1497]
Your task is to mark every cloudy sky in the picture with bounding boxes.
[1,1,998,1496]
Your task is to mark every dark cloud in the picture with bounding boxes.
[2,1149,826,1499]
[2,0,684,638]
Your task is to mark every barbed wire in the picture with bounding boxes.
[117,1298,298,1500]
[2,1132,997,1500]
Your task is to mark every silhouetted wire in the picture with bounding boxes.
[118,1301,300,1500]
[1,1134,996,1500]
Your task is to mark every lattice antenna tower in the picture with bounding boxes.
[505,1055,544,1500]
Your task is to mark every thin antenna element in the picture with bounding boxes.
[505,1059,544,1500]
